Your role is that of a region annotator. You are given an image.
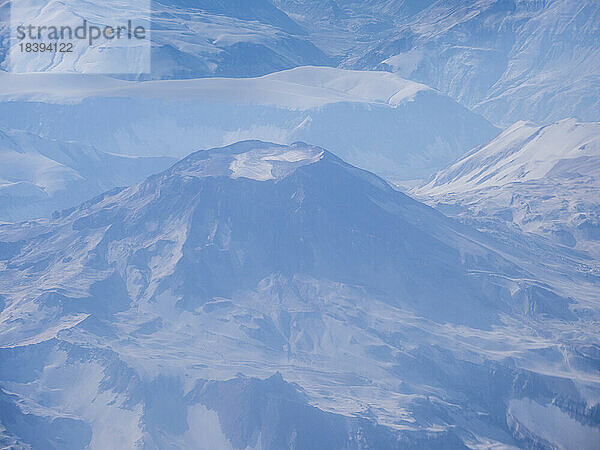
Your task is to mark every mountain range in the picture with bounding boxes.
[0,66,498,185]
[2,0,599,126]
[0,1,599,448]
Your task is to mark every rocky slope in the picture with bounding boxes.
[1,141,598,448]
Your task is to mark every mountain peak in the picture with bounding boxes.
[170,141,326,182]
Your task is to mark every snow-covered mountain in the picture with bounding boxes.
[3,0,598,126]
[149,0,335,79]
[0,129,174,222]
[0,66,498,184]
[1,1,599,448]
[1,141,598,448]
[0,1,6,68]
[274,0,600,126]
[151,0,596,126]
[0,0,331,78]
[415,119,600,253]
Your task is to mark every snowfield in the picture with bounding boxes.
[0,66,431,109]
[0,66,498,185]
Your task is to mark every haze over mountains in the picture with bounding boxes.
[0,66,498,185]
[0,1,599,449]
[2,0,598,125]
[274,0,600,126]
[0,129,174,222]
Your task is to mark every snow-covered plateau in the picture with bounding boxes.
[0,66,498,185]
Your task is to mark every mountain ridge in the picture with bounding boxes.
[415,118,600,251]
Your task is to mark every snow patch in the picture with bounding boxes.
[508,398,600,449]
[229,146,324,181]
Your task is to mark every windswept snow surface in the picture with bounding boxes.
[416,119,600,253]
[0,66,430,108]
[0,142,598,449]
[0,66,498,184]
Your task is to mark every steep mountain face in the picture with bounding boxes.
[183,374,463,449]
[0,129,174,222]
[415,119,600,253]
[0,66,498,185]
[149,0,333,79]
[1,142,598,448]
